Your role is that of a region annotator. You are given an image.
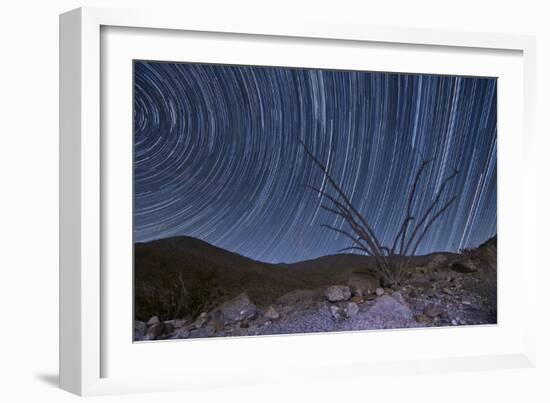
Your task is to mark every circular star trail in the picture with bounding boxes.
[134,61,497,264]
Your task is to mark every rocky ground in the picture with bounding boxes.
[135,237,496,341]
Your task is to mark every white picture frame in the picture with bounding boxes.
[59,6,537,396]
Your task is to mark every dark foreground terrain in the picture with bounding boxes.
[134,236,496,341]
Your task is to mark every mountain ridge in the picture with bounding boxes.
[134,235,495,321]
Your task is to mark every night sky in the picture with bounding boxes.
[133,61,497,264]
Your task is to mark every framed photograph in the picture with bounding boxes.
[60,6,537,396]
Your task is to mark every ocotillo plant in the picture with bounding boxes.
[300,140,459,287]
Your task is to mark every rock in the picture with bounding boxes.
[134,321,147,340]
[367,295,413,322]
[365,293,377,301]
[264,305,280,320]
[145,323,165,340]
[346,302,359,318]
[442,287,453,295]
[235,327,249,337]
[147,316,161,327]
[324,285,352,302]
[171,328,190,339]
[350,294,364,304]
[415,314,433,324]
[451,259,477,273]
[391,291,407,306]
[330,305,343,319]
[163,322,175,335]
[375,287,385,296]
[207,311,227,331]
[423,304,444,318]
[346,274,380,296]
[213,293,257,325]
[367,295,413,321]
[189,325,215,338]
[193,312,208,328]
[282,304,294,314]
[451,319,458,326]
[164,319,188,329]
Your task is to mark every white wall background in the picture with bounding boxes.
[0,0,548,401]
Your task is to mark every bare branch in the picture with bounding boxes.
[403,169,458,255]
[379,246,392,256]
[299,140,385,255]
[337,246,371,255]
[391,216,413,254]
[299,138,461,287]
[307,185,379,256]
[398,158,433,255]
[410,196,458,256]
[320,224,372,253]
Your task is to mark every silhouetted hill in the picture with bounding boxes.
[135,236,379,320]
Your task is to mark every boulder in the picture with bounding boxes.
[134,320,147,340]
[346,274,380,296]
[146,316,161,327]
[375,287,385,296]
[367,295,413,322]
[171,328,190,339]
[208,313,226,332]
[350,294,364,304]
[324,285,352,302]
[213,293,257,325]
[164,318,188,329]
[235,327,249,337]
[330,305,343,319]
[145,322,165,340]
[193,312,208,328]
[264,305,280,320]
[189,325,215,338]
[346,302,359,318]
[391,291,407,306]
[163,322,175,335]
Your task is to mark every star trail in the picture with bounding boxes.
[133,61,497,264]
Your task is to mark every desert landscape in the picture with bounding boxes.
[134,235,496,341]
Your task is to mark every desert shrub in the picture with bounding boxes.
[300,141,459,287]
[135,268,219,321]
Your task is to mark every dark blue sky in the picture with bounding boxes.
[133,61,497,263]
